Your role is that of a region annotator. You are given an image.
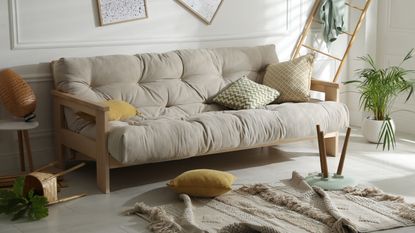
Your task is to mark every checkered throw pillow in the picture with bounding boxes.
[213,77,280,110]
[263,54,315,103]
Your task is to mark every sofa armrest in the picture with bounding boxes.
[52,90,111,193]
[310,79,340,102]
[51,90,109,116]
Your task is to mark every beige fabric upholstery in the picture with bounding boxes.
[52,45,349,165]
[105,101,348,164]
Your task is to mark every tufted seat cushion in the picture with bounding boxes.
[52,44,349,165]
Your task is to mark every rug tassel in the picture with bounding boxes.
[179,194,196,226]
[342,186,415,223]
[126,202,182,233]
[178,194,208,233]
[398,205,415,222]
[343,186,404,202]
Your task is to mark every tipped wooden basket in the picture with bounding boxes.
[23,163,86,205]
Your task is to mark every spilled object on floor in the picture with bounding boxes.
[0,162,86,221]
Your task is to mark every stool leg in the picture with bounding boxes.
[17,130,26,172]
[22,130,34,172]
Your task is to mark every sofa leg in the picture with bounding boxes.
[95,111,110,193]
[325,134,338,157]
[96,155,110,194]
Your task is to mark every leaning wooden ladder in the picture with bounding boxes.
[291,0,372,83]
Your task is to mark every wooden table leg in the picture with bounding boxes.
[22,130,34,172]
[17,130,25,172]
[336,127,352,175]
[319,131,329,178]
[316,125,324,175]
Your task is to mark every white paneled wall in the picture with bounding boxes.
[346,0,415,135]
[0,0,341,173]
[376,0,415,134]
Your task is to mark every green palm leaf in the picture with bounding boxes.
[344,49,415,150]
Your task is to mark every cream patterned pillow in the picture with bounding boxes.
[213,76,279,110]
[263,54,315,103]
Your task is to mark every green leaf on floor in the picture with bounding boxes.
[0,177,48,221]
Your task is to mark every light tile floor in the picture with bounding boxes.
[1,129,415,233]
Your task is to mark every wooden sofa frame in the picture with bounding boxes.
[52,79,340,193]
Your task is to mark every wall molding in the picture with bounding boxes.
[385,0,415,34]
[9,0,294,50]
[0,147,54,161]
[0,129,53,141]
[22,73,53,83]
[0,130,54,159]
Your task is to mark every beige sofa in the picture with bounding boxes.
[51,44,349,193]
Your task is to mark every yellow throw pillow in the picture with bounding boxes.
[167,169,236,198]
[104,100,138,121]
[76,100,138,121]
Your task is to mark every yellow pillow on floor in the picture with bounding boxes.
[167,169,236,198]
[76,100,138,121]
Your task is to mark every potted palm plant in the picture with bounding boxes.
[344,49,415,150]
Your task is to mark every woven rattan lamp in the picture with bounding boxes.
[0,69,36,121]
[0,68,38,174]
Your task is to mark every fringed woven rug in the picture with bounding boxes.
[127,172,415,233]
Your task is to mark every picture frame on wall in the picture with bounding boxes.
[97,0,148,26]
[176,0,224,25]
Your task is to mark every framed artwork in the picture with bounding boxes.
[97,0,148,26]
[176,0,224,25]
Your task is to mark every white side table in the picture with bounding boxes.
[0,120,39,172]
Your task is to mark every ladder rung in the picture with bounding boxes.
[301,44,342,61]
[345,2,364,11]
[341,31,353,36]
[313,19,324,24]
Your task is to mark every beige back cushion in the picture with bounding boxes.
[52,45,278,116]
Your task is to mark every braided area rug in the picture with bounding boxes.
[127,172,415,233]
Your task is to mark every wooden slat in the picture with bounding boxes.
[60,129,96,159]
[311,79,340,102]
[293,0,371,83]
[72,152,124,169]
[51,90,109,114]
[345,2,364,11]
[48,194,86,206]
[291,0,322,59]
[311,79,340,89]
[341,31,353,36]
[301,44,343,61]
[333,0,372,82]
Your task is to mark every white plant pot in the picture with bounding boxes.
[362,117,395,143]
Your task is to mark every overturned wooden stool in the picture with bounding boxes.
[23,163,86,205]
[305,125,356,190]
